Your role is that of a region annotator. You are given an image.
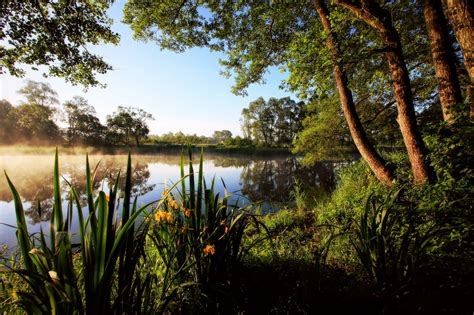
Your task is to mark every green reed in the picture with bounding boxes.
[0,148,262,314]
[1,149,152,314]
[146,148,259,310]
[351,190,439,290]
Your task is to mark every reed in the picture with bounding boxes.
[1,149,151,314]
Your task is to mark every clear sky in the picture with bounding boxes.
[0,1,295,137]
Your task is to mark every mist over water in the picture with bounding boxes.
[0,152,341,251]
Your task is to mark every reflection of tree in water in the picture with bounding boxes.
[16,160,154,224]
[239,158,337,202]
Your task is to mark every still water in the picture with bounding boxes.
[0,153,343,250]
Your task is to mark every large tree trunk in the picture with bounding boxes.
[445,0,474,82]
[313,0,394,186]
[423,0,463,123]
[445,0,474,115]
[335,0,431,184]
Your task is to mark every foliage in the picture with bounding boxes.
[146,149,260,311]
[351,191,438,290]
[0,0,119,87]
[292,95,351,163]
[0,151,151,314]
[17,80,59,108]
[212,130,233,144]
[63,96,106,145]
[241,97,306,147]
[106,106,155,146]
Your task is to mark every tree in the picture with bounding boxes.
[313,0,394,186]
[444,0,474,113]
[106,107,154,146]
[213,130,233,144]
[9,104,60,142]
[0,0,119,87]
[63,96,105,145]
[445,0,474,85]
[18,80,59,108]
[334,0,432,183]
[422,0,463,123]
[123,0,455,184]
[293,95,349,164]
[0,99,14,142]
[240,97,304,147]
[8,80,61,142]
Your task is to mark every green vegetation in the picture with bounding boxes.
[1,114,472,313]
[0,149,263,313]
[1,0,473,313]
[0,1,118,87]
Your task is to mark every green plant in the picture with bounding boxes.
[289,179,308,215]
[351,191,438,290]
[147,148,260,311]
[1,150,152,314]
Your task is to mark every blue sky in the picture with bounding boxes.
[0,1,295,136]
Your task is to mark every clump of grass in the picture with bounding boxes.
[0,149,152,314]
[146,148,262,311]
[0,148,264,314]
[351,190,439,291]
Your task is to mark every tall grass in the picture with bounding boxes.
[146,148,261,311]
[351,190,439,290]
[1,149,151,314]
[0,148,261,313]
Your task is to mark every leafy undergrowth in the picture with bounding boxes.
[229,206,473,314]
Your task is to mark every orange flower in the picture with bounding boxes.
[183,209,192,217]
[203,244,216,256]
[154,210,173,223]
[105,195,110,202]
[171,200,179,210]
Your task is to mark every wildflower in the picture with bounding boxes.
[154,210,173,223]
[171,200,179,210]
[183,208,192,217]
[10,290,17,300]
[203,244,216,256]
[105,195,110,203]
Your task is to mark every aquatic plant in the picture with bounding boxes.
[1,150,151,314]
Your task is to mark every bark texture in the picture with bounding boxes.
[445,0,474,116]
[445,0,474,82]
[314,0,394,186]
[335,0,431,184]
[423,0,463,123]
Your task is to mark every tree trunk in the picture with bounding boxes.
[445,0,474,116]
[313,0,394,186]
[335,0,431,184]
[423,0,463,123]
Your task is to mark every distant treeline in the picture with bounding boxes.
[1,80,308,149]
[0,80,155,146]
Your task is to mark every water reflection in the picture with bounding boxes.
[0,153,343,248]
[240,159,336,202]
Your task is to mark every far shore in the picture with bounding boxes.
[0,144,294,157]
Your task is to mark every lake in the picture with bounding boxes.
[0,152,343,251]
